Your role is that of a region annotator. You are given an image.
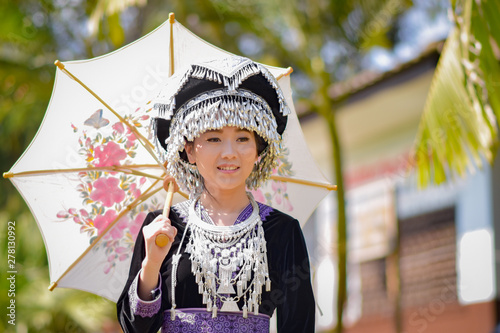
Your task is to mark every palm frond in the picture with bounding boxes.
[412,0,500,188]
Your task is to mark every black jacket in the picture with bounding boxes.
[117,206,315,332]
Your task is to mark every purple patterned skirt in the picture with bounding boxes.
[163,308,270,332]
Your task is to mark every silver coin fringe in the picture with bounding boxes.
[157,89,281,195]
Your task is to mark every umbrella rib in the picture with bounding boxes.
[6,167,338,190]
[53,61,168,175]
[270,175,337,191]
[48,176,189,292]
[48,179,165,292]
[169,12,175,76]
[4,165,164,180]
[137,174,187,201]
[275,67,294,80]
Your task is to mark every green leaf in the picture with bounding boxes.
[481,0,500,52]
[412,0,500,189]
[412,28,484,187]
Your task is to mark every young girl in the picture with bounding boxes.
[117,56,315,332]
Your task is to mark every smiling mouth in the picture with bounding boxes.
[218,166,239,171]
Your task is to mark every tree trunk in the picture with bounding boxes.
[317,72,347,333]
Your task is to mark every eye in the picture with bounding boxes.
[237,136,250,142]
[206,137,221,143]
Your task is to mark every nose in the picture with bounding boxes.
[220,140,237,159]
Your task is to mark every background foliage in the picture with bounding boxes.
[413,0,500,187]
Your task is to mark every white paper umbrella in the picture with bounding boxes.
[4,13,335,302]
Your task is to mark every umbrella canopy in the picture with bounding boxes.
[4,14,334,302]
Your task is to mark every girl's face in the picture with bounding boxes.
[185,126,259,194]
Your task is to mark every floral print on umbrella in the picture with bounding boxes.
[56,107,159,274]
[251,147,294,212]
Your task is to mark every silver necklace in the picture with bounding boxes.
[170,193,270,319]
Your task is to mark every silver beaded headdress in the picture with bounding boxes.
[153,56,290,195]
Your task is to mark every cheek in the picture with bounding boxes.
[242,146,259,163]
[194,147,217,167]
[188,143,205,163]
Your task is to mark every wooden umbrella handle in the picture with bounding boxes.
[155,182,175,247]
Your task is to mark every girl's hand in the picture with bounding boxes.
[138,214,177,300]
[142,214,177,269]
[163,175,179,193]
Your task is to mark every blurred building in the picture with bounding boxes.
[299,42,499,333]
